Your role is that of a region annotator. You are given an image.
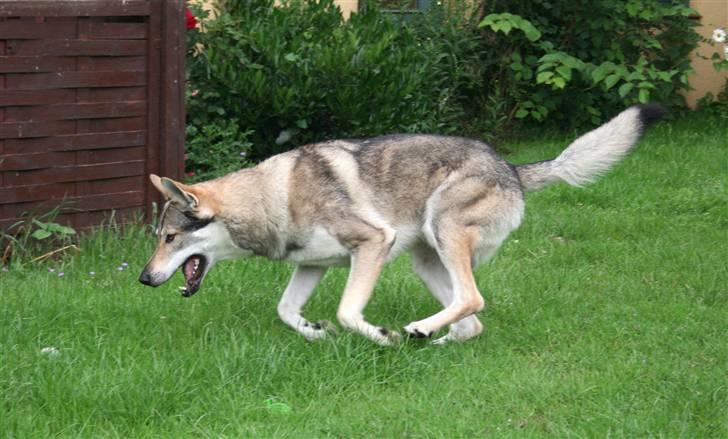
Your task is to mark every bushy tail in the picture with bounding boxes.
[515,104,665,192]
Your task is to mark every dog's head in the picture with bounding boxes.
[139,175,243,297]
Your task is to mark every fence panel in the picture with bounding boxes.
[0,0,185,230]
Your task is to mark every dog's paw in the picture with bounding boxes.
[403,323,433,339]
[301,320,336,341]
[375,327,402,346]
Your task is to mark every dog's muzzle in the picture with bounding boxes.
[138,269,158,287]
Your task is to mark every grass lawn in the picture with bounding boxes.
[2,113,727,437]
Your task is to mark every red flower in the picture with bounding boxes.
[186,9,197,30]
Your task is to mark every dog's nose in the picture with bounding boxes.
[138,270,154,286]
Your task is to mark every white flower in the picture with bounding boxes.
[724,45,728,59]
[713,28,727,44]
[40,347,60,357]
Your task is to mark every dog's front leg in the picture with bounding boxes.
[277,265,332,340]
[336,243,400,346]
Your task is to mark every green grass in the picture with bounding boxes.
[2,114,727,437]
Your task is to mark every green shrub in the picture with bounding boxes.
[185,0,702,168]
[186,0,486,162]
[476,1,700,127]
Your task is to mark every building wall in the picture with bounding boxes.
[685,0,728,107]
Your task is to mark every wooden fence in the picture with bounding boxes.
[0,0,185,230]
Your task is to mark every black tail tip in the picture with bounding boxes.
[637,103,666,127]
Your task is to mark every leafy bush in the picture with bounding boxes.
[185,0,702,167]
[476,1,700,126]
[186,0,486,162]
[185,85,253,182]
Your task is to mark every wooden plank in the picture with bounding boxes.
[0,176,144,204]
[145,0,163,216]
[1,36,5,190]
[0,56,146,74]
[90,116,146,132]
[4,131,146,153]
[0,89,76,106]
[0,181,75,204]
[88,22,148,40]
[0,21,77,39]
[0,56,77,73]
[0,147,144,171]
[5,101,146,121]
[5,70,146,90]
[6,39,146,57]
[85,56,146,72]
[2,160,145,186]
[68,206,144,230]
[0,1,151,17]
[0,206,142,232]
[78,86,146,102]
[0,151,77,171]
[0,120,75,139]
[74,20,94,222]
[0,191,145,219]
[83,146,146,164]
[160,0,185,181]
[85,176,145,195]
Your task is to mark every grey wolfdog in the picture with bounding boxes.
[139,104,664,345]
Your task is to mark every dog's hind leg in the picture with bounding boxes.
[404,227,486,339]
[404,178,521,339]
[278,265,332,340]
[411,245,483,344]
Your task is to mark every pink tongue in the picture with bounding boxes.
[184,258,196,281]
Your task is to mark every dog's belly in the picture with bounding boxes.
[283,224,421,267]
[285,227,351,266]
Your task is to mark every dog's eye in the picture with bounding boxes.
[165,234,176,244]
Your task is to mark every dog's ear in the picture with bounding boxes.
[149,174,199,209]
[149,174,216,218]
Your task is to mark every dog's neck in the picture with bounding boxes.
[204,168,289,259]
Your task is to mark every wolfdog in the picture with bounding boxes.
[139,104,663,345]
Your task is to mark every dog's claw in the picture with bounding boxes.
[404,328,432,339]
[315,320,336,332]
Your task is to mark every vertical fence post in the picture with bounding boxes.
[160,0,185,183]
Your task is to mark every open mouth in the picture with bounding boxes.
[179,254,207,297]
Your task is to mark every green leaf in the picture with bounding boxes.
[556,65,572,81]
[591,62,614,83]
[604,74,620,90]
[515,108,529,118]
[520,22,542,42]
[265,399,293,415]
[45,223,76,235]
[552,77,566,89]
[638,88,650,103]
[536,71,554,84]
[32,229,52,240]
[618,82,634,98]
